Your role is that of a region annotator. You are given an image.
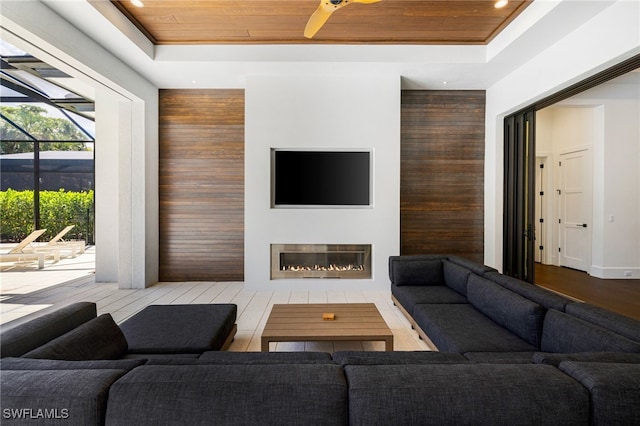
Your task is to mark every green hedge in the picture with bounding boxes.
[0,189,94,243]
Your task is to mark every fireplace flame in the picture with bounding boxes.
[282,264,365,272]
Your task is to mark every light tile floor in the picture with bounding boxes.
[0,247,430,352]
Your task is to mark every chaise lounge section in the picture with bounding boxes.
[0,302,238,360]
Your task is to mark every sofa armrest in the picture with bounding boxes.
[559,362,640,425]
[1,369,126,425]
[0,302,97,358]
[388,255,447,286]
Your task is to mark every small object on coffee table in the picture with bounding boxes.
[322,312,335,321]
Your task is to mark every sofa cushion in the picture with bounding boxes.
[22,313,128,360]
[345,364,589,426]
[533,352,640,367]
[197,351,333,364]
[390,258,444,286]
[442,261,472,296]
[1,369,126,426]
[143,352,334,366]
[332,351,467,365]
[119,304,237,354]
[541,310,640,353]
[559,362,640,426]
[392,285,467,314]
[121,353,201,360]
[388,254,447,283]
[0,357,144,371]
[565,302,640,342]
[466,274,545,347]
[462,352,536,364]
[0,302,96,358]
[105,364,348,425]
[484,271,570,311]
[413,304,537,353]
[446,255,498,276]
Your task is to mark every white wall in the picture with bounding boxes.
[484,0,640,271]
[245,75,400,291]
[1,1,159,288]
[94,88,122,282]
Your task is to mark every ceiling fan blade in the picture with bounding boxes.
[304,0,381,39]
[304,4,336,39]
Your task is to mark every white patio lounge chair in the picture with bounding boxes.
[0,229,60,269]
[36,225,86,257]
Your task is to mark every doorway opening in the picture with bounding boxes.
[503,54,640,282]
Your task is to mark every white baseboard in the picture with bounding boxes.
[590,266,640,279]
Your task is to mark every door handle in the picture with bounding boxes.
[576,224,587,228]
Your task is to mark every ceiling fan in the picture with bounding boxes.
[304,0,382,39]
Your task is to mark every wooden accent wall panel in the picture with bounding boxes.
[159,90,244,281]
[401,91,485,263]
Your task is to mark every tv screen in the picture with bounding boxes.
[273,150,371,207]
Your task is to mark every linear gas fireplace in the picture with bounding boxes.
[271,244,372,279]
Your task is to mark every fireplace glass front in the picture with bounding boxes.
[271,244,372,279]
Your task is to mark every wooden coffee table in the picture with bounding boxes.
[261,303,393,352]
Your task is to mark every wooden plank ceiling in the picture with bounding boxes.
[112,0,531,45]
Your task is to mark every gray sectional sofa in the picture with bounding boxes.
[2,256,640,425]
[389,254,640,358]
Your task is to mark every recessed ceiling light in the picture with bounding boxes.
[495,0,508,8]
[130,0,144,8]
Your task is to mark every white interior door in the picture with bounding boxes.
[559,148,592,272]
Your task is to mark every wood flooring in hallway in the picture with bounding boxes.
[535,263,640,320]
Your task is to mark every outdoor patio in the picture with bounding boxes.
[0,245,96,326]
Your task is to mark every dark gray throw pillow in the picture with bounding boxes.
[23,313,128,360]
[393,259,444,286]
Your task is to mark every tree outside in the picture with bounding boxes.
[0,104,91,153]
[1,104,95,243]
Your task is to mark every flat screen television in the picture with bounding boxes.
[272,150,371,207]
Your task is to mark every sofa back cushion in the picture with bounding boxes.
[0,357,144,371]
[541,310,640,353]
[106,364,348,425]
[345,364,589,426]
[565,302,640,342]
[1,369,126,426]
[532,352,640,367]
[484,271,570,311]
[446,255,498,276]
[197,351,334,364]
[467,274,546,347]
[0,302,96,358]
[23,313,128,360]
[388,256,445,286]
[442,261,472,295]
[333,351,468,366]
